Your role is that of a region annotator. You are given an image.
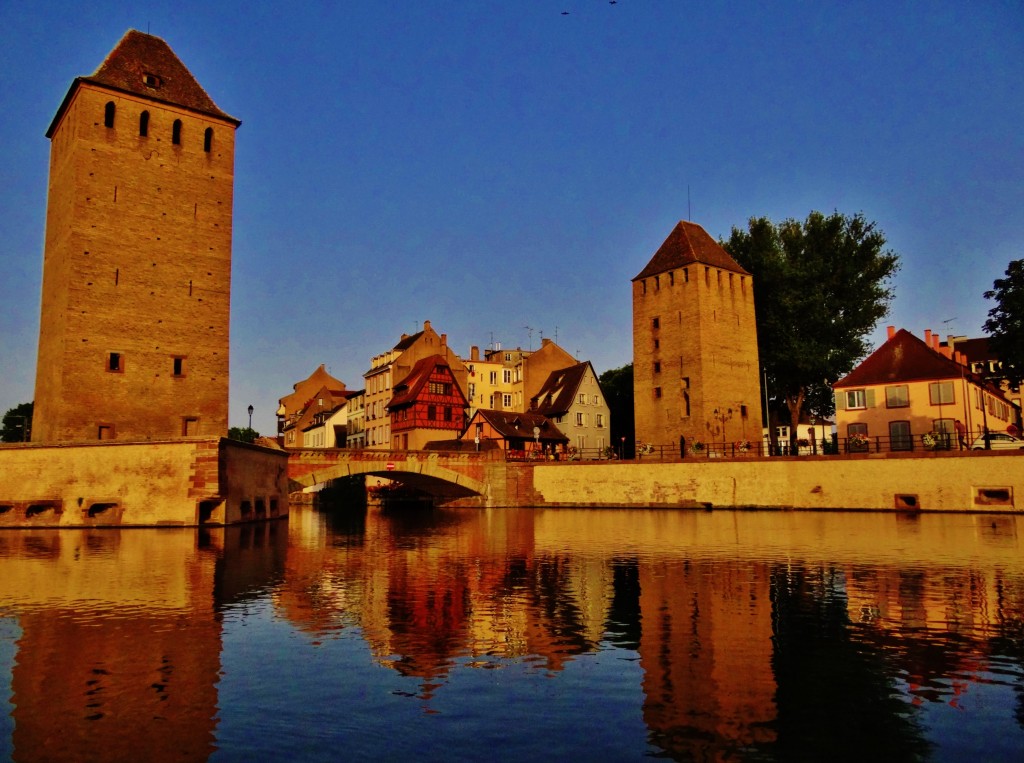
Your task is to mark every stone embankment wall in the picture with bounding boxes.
[0,438,288,527]
[472,452,1024,512]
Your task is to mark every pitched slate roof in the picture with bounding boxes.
[472,410,567,443]
[531,362,592,417]
[633,220,749,281]
[834,329,968,387]
[48,29,238,137]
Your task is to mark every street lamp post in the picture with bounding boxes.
[247,405,254,431]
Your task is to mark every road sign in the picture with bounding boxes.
[386,462,395,471]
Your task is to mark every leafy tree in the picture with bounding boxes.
[1,402,33,443]
[599,363,635,459]
[723,212,899,446]
[227,426,260,444]
[984,259,1024,388]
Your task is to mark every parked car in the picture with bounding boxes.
[970,432,1024,450]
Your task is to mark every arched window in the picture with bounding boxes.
[139,111,149,137]
[104,101,115,128]
[203,127,213,152]
[172,119,182,145]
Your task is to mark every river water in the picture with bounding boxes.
[2,506,1024,762]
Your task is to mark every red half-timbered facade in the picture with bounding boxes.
[388,355,469,450]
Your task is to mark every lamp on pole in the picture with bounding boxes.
[247,405,254,431]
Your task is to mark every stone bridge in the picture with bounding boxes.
[286,448,499,502]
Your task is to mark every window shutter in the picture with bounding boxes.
[835,393,846,411]
[865,389,876,408]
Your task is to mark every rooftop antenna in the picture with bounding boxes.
[687,185,691,221]
[524,325,534,350]
[554,326,559,344]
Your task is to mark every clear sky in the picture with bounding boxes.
[1,1,1021,433]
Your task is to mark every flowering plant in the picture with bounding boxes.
[922,431,939,449]
[567,446,580,461]
[735,440,751,452]
[689,440,706,454]
[849,432,869,448]
[637,442,655,456]
[797,438,810,447]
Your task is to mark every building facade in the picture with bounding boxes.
[32,30,240,442]
[363,321,467,449]
[834,327,1020,448]
[388,356,469,450]
[531,361,611,455]
[632,221,763,450]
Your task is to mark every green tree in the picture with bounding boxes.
[599,363,635,459]
[984,259,1024,388]
[1,402,33,443]
[723,212,899,446]
[227,426,260,444]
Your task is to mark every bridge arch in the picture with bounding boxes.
[287,450,488,499]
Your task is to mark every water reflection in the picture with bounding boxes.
[2,509,1024,761]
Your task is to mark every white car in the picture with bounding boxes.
[970,432,1024,450]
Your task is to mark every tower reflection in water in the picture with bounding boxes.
[3,508,1024,760]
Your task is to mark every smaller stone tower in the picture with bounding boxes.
[32,30,240,442]
[632,221,763,451]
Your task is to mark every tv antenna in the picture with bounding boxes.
[524,325,534,349]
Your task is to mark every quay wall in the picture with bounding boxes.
[0,438,289,527]
[482,452,1024,512]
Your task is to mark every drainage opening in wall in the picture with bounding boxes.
[894,494,919,511]
[974,487,1013,508]
[25,502,61,518]
[86,502,119,518]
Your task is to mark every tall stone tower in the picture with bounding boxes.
[632,221,763,451]
[32,30,240,442]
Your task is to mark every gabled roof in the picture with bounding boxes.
[633,220,749,281]
[48,29,239,137]
[531,362,597,417]
[394,330,425,352]
[387,355,468,410]
[470,409,567,443]
[835,329,969,388]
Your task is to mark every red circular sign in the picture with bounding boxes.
[386,462,396,471]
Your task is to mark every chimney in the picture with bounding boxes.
[924,329,932,346]
[886,326,895,340]
[542,337,552,347]
[932,334,941,352]
[441,333,447,348]
[424,320,431,331]
[471,346,480,361]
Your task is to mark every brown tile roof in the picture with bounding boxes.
[835,329,968,387]
[472,410,567,443]
[531,362,592,417]
[394,330,424,352]
[633,220,749,280]
[48,29,238,137]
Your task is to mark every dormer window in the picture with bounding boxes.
[142,73,162,88]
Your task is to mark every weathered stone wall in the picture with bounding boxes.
[525,452,1024,512]
[0,439,288,527]
[34,82,236,442]
[633,266,762,451]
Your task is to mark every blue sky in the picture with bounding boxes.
[1,1,1021,433]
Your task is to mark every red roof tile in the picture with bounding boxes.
[48,29,238,137]
[835,329,968,387]
[633,220,749,281]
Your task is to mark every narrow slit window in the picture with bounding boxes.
[172,119,182,145]
[139,111,149,137]
[173,357,184,377]
[104,101,116,128]
[108,352,122,372]
[203,127,213,152]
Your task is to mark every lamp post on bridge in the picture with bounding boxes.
[247,405,254,432]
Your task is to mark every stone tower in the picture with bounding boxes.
[32,30,240,442]
[632,221,763,451]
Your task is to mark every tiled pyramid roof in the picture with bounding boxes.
[633,220,749,281]
[48,29,238,136]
